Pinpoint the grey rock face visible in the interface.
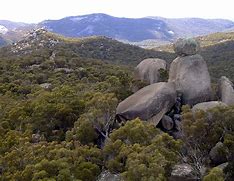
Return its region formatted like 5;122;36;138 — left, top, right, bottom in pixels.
97;170;121;181
31;133;41;143
170;119;183;139
209;142;227;165
134;58;167;84
192;101;227;113
161;115;174;131
174;120;182;132
173;114;181;121
174;38;200;56
169;54;211;105
28;64;40;70
170;131;183;140
116;82;176;126
39;83;52;90
218;76;234;106
169;164;198;181
54;68;74;73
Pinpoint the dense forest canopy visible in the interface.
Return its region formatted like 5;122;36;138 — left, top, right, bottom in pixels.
0;30;233;180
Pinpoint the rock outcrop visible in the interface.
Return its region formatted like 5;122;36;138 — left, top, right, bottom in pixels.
169;39;211;105
160;115;174;131
134;58;167;84
97;170;121;181
54;68;74;73
218;76;234;106
31;133;42;143
116;82;176;126
209;142;227;165
192;101;227;113
169;164;198;181
39;83;52;90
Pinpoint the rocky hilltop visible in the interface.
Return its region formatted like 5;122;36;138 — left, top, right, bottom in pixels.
0;28;233;180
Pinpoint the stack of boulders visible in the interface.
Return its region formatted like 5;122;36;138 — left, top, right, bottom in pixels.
115;38;234;138
116;38;212;135
168;38;211;105
114;38;234;180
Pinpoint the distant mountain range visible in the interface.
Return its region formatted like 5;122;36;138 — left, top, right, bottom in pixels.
0;13;234;46
40;14;234;42
40;14;173;42
149;17;234;37
0;35;7;46
0;20;35;46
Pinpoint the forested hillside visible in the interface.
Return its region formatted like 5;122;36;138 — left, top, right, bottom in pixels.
201;40;234;82
0;30;233;181
0;30;129;180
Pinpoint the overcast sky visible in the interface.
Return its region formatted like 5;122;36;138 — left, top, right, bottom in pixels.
1;0;234;23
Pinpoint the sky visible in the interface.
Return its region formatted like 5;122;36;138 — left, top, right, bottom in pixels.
1;0;234;23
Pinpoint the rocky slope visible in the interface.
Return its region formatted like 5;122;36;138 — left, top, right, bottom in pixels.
3;28;234;83
1;28;174;65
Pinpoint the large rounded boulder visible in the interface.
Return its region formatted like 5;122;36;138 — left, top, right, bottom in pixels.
174;38;200;56
209;142;227;165
160;115;174;131
116;82;176;126
218;76;234;106
192;101;227;113
134;58;167;84
169;54;211;105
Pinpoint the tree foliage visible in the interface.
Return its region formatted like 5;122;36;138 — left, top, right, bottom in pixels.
181;105;234;179
203;167;224;181
104;119;182;180
0;30;234;180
